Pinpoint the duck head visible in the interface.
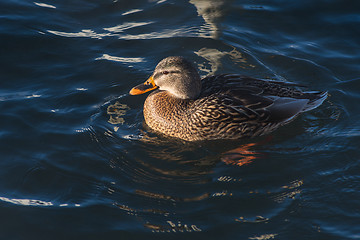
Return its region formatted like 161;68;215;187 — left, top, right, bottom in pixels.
130;56;201;99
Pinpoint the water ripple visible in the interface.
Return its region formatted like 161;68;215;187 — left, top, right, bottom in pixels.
34;2;56;9
1;0;360;239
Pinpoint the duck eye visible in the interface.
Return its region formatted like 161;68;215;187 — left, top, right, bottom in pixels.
162;71;169;75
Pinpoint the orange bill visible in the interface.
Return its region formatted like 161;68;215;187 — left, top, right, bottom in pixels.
129;76;158;95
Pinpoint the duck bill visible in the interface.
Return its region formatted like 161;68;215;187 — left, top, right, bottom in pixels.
129;76;158;95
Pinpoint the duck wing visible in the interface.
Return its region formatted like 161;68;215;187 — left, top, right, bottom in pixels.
198;74;327;123
201;74;306;97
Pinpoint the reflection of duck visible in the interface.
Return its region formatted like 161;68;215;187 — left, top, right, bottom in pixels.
189;0;233;39
130;56;327;141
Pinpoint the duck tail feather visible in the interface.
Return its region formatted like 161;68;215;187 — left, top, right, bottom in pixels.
302;91;328;112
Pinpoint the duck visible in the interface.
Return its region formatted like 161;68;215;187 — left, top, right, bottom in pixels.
130;56;327;141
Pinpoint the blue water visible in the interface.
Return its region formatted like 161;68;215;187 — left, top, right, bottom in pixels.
1;0;360;239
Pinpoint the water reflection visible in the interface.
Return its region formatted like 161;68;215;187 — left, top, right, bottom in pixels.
189;0;233;39
104;22;153;33
235;215;269;223
47;1;234;40
271;179;303;203
101;123;306;233
96;54;145;63
0;196;82;207
48;26;208;40
112;202;205;233
121;9;143;16
0;196;54;206
48;29;111;39
126;138;217;182
249;233;278;240
144;220;202;233
221;142;260;167
135;189;209;202
195;47;249;75
107;101;130;126
34;2;56;9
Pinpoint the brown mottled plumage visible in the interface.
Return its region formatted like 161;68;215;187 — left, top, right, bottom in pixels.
130;56;327;141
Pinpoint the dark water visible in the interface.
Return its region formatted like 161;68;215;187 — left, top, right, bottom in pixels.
1;0;360;239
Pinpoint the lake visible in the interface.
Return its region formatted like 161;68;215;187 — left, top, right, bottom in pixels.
0;0;359;239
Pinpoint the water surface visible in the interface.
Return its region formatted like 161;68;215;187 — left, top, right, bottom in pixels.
1;0;360;239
